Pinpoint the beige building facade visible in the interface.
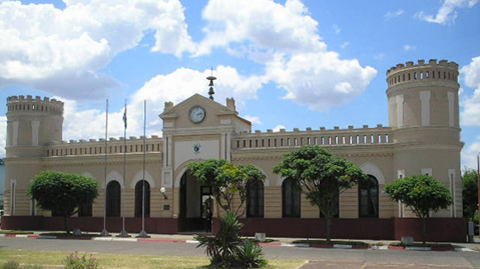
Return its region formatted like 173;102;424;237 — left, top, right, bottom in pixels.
2;59;466;241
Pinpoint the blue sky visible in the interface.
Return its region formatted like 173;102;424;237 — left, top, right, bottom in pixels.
0;0;479;169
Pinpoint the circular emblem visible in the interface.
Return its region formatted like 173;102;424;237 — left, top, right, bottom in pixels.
193;142;201;154
189;106;206;124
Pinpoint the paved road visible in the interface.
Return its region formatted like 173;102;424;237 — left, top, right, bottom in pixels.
1;237;480;268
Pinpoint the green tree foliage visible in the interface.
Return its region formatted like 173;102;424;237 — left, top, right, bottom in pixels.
273;146;367;243
27;171;98;234
187;159;266;217
462;168;478;222
195;211;266;268
385;175;453;244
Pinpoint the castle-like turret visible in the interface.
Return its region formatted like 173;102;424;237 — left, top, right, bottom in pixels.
4;95;64;215
6;95;63;157
386;59;462;217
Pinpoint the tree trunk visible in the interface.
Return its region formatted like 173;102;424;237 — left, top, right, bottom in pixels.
326;217;332;243
422;217;427;245
64;216;71;235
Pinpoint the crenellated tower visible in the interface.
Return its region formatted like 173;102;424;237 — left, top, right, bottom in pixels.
4;95;64;215
6;95;63;157
386;59;463;217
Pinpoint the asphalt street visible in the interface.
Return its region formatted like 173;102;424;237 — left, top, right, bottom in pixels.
1;237;480;268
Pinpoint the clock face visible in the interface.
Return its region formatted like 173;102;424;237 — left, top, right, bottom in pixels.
189;106;206;123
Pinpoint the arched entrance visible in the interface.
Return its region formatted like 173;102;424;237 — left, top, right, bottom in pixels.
179;171;213;232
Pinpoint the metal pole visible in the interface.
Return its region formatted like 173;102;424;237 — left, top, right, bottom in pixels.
477;152;480;229
137;100;150;238
118;100;130;237
100;99;110;236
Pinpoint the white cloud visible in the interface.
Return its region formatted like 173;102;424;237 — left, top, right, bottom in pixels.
0;0;194;99
265;52;377;111
416;0;478;25
333;24;341;34
340;42;350;49
36;65;264;145
198;0;377;111
462;138;480;169
272;125;286;132
461;56;480;126
0;116;6;157
374;53;386;61
403;45;417;51
244;116;262;125
197;0;325;56
385;9;404;19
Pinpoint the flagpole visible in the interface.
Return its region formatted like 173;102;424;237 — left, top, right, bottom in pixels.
137;100;150;238
118;99;130;237
100;99;110;236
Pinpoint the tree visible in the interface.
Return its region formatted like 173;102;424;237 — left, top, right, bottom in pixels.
187;159;266;217
27;171;99;235
273;146;367;243
462;168;478;222
385;175;453;244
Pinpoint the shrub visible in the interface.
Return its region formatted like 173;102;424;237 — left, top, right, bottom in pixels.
0;261;19;269
24;266;44;269
196;211;267;268
63;251;98;269
236;240;267;268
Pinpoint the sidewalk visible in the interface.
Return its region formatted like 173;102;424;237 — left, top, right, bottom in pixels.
1;230;479;252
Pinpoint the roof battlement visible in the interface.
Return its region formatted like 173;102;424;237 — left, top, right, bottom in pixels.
386;59;458;75
7;95;64;114
234;124;393;149
249;124;388;136
51;135;162;145
386;59;459;88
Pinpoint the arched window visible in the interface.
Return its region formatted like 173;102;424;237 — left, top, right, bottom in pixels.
247;180;264;218
282;178;301;218
135;180;151;218
358;175;379;218
106;181;121;217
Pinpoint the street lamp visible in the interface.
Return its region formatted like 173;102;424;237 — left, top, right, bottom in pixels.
160;187;167;200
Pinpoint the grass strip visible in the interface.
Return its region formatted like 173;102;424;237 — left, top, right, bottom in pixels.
0;249;305;269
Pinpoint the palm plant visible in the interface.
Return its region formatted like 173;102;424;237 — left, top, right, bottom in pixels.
195;211;243;267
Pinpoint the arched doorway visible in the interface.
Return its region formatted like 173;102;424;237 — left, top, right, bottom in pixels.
179;171;212;232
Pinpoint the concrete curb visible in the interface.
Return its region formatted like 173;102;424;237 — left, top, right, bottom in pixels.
0;234;467;252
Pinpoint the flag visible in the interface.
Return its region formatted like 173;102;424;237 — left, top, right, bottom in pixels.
123;101;127;129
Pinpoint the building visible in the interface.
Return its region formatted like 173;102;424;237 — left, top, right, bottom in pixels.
1;59;466;242
0;159;5;211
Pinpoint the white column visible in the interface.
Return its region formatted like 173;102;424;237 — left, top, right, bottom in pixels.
396;170;405;217
421;168;432;176
12;121;19;146
448;92;454;127
420;91;431;126
395;95;404;128
31;120;40;146
448;169;456;217
10;179;17;216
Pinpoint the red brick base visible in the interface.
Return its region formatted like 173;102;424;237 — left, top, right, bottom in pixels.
1;216;467;242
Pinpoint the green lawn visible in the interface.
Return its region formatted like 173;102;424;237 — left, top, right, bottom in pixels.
0;249;306;269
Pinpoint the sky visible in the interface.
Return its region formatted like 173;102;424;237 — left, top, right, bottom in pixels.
0;0;479;169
